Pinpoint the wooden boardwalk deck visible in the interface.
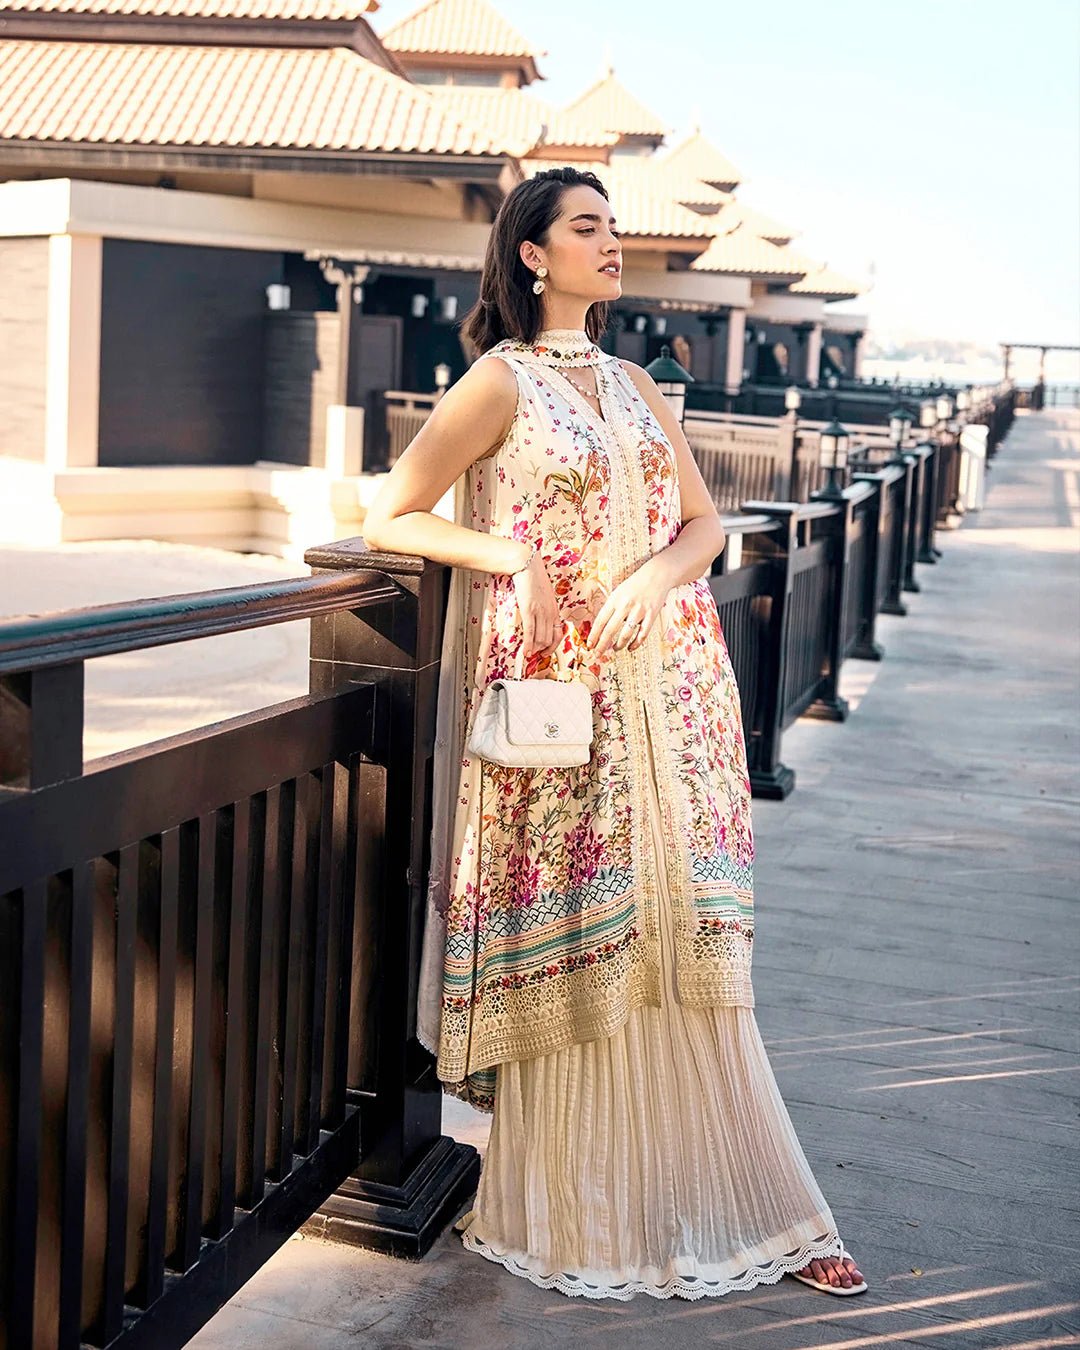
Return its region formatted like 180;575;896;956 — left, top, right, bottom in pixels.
192;409;1080;1349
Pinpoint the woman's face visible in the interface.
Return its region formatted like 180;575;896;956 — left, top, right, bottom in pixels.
522;183;623;304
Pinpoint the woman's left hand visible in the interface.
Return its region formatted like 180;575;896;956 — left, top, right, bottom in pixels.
585;563;672;657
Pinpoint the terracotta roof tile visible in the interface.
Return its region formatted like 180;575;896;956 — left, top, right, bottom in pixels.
380;0;542;59
659;128;741;191
563;69;668;140
652;165;729;211
688;225;809;278
426;86;615;157
0;37;499;154
788;261;865;299
524;156;713;240
1;0;375;15
710;198;794;244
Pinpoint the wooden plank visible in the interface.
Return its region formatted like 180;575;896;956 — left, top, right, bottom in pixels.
101;845;138;1343
211;798;250;1239
303;765;336;1152
276;779;306;1172
9;880;45;1348
57;863;93;1349
177;817;216;1271
142;828;179;1303
0;687;374;895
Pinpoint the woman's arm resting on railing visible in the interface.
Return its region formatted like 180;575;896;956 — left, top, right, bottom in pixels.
361;357;531;577
619;360;727;589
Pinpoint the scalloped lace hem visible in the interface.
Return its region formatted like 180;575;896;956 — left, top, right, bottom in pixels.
459;1225;844;1301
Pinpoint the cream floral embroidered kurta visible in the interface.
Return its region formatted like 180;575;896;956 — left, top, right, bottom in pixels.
417;330;755;1113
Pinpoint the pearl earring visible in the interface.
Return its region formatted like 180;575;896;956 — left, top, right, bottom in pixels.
532;266;548;295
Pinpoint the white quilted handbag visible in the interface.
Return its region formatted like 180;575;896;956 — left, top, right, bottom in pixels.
466;644;594;767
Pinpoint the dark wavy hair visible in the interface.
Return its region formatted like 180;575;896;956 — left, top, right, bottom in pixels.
463;166;613;354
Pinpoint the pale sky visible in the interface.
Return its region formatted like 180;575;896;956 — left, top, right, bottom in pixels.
377;0;1080;356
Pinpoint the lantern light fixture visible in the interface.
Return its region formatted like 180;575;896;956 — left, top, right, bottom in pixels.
889;405;914;449
434;362;452;395
936;393;953;422
411;293;429;319
644;344;695;426
265;283;291;311
784;385;802;413
817;417;850;499
919;401;937;430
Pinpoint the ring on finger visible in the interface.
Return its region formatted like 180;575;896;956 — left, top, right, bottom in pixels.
620;617;643;648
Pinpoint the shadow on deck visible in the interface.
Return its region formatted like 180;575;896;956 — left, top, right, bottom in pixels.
192;411;1080;1350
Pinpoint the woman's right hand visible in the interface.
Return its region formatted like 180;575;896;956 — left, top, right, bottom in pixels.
511;550;561;661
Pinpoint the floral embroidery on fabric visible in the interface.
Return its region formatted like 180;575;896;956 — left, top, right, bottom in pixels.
429;332;755;1112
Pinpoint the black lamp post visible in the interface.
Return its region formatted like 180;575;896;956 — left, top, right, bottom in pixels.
889;405;914;460
935;393;953;435
824;371;841;420
645;344;695;425
817;416;850;499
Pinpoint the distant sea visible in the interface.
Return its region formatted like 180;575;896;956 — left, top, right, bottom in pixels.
863;352;1080;390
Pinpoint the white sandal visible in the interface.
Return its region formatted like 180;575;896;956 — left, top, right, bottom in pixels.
787;1239;868;1295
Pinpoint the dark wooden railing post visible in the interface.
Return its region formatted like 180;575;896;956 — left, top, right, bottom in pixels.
847;476;886;660
918;440;941;564
878;464;910;617
803;493;852;721
734;504;799;798
302;538;480;1258
934;434;960;528
783;412;799;499
898;448;922;594
0;664;84;794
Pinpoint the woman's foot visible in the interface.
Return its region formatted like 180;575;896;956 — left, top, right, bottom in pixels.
790;1246;867;1293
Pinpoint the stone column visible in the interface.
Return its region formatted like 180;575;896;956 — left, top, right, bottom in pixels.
45;234;101;470
794;321;823;387
850;330;865;380
316;259;371;407
315;258;371;470
725;307;747;394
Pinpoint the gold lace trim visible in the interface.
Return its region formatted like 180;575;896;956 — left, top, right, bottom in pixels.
437;942;659;1080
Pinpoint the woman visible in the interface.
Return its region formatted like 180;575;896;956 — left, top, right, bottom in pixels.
362;166;867;1301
